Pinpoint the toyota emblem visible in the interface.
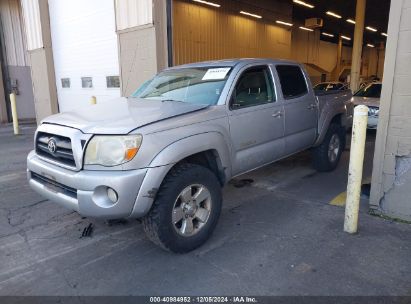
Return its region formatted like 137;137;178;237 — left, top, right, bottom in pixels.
47;138;57;154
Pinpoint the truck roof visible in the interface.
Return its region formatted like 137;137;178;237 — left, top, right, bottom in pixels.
167;58;299;70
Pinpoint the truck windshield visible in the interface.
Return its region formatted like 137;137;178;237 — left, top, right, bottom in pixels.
131;67;232;105
354;83;382;98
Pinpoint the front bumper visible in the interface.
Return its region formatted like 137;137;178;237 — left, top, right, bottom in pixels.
27;151;150;219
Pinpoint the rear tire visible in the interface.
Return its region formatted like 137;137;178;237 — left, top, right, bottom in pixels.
142;163;222;253
312;123;346;172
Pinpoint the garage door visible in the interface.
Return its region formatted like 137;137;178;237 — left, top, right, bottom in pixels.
49;0;120;112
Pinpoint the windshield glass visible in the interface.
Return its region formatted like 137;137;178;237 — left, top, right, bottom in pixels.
354;83;382;98
131;67;232;105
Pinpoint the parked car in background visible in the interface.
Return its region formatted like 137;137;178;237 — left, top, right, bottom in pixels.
350;82;382;129
314;82;349;91
27;59;352;253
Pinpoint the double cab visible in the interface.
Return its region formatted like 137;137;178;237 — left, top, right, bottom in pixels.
28;59;352;252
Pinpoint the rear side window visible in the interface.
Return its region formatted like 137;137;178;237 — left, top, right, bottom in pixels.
276;65;308;99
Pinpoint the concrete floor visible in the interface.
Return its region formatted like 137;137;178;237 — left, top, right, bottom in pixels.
0;124;410;296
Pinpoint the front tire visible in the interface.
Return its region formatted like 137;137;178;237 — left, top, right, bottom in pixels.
312;123;345;172
142;163;222;253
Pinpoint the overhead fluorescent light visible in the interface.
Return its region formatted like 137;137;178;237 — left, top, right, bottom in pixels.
326;11;342;19
367;44;375;48
322;32;334;37
193;0;221;7
276;20;293;27
240;11;262;19
346;19;356;24
366;26;378;32
299;26;314;32
293;0;314;9
381;32;388;37
341;35;351;41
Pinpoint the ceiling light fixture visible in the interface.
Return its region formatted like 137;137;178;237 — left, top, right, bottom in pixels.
346;19;356;24
293;0;314;9
299;26;314;32
367;44;375;48
341;35;351;41
326;11;342;19
366;26;378;32
322;32;334;37
193;0;221;8
381;32;388;37
240;11;262;19
276;20;293;27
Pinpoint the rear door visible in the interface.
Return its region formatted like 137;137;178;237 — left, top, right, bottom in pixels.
274;65;318;155
228;65;285;176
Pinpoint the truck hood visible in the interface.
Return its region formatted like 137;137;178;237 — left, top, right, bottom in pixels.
351;96;380;107
41;97;209;134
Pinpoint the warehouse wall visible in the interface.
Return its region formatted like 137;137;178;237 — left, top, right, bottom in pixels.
172;0;292;65
362;46;385;80
115;0;168;96
291;29;352;75
370;0;411;221
21;0;58;123
0;0;35;120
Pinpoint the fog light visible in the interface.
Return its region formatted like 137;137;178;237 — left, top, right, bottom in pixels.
107;188;118;203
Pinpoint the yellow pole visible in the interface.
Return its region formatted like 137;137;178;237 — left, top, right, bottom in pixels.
344;105;368;233
9;93;19;135
350;0;366;93
90;96;97;105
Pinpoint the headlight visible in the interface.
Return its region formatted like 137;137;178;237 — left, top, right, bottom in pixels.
84;135;142;166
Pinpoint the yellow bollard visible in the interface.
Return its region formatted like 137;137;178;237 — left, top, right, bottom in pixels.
90;96;97;105
9;93;19;135
344;105;368;234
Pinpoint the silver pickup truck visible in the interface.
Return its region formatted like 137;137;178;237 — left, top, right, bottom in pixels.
27;59;352;252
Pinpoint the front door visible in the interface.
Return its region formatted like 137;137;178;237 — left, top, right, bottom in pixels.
274;65;318;155
228;65;285;176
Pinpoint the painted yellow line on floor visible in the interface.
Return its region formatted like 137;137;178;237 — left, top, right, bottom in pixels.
330;191;347;206
330;177;372;207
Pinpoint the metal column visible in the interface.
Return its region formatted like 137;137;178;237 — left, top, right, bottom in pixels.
350;0;367;92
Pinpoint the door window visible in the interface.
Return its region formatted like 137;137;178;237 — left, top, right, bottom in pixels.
231;66;275;109
276;65;308;99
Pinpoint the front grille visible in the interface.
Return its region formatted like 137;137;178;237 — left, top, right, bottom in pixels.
36;132;76;167
31;172;77;199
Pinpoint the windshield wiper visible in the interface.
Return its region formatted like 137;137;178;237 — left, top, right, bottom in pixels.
161;99;184;103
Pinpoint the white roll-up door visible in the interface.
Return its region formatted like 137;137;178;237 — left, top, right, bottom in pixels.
49;0;120;112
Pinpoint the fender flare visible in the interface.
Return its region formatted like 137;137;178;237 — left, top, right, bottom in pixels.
314;108;347;146
129;132;232;218
149;132;232;173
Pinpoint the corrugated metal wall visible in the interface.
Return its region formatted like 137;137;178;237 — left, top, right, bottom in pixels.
115;0;152;31
0;0;29;66
20;0;42;51
172;0;292;65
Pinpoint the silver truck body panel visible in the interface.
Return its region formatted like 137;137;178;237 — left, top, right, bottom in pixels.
42;99;209;134
27;58;352;219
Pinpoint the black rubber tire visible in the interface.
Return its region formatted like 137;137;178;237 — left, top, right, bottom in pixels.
142;163;222;253
312;123;346;172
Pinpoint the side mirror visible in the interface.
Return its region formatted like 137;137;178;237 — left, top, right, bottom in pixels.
230;94;241;109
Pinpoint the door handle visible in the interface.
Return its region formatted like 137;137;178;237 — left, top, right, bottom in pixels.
307;104;317;110
272;111;283;118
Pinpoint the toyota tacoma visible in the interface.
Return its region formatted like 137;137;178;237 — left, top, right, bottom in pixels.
27;59;352;252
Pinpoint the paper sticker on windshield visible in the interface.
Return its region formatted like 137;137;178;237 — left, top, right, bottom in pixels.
202;68;231;81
